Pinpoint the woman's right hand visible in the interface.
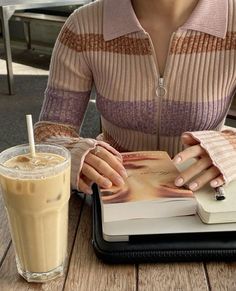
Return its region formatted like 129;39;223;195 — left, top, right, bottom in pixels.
78;146;128;194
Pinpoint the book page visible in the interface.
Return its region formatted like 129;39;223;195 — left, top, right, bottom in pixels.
100;151;194;204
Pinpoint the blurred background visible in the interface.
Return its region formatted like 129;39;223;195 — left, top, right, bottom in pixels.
0;1;100;152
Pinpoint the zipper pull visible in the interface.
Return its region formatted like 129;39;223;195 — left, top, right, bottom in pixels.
156;77;167;97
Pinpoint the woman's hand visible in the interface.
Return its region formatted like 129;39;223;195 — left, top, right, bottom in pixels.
172;134;225;191
78;146;128;194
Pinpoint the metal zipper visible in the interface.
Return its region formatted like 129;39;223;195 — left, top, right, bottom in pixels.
144;31;175;148
145;31;175;96
157;77;167;98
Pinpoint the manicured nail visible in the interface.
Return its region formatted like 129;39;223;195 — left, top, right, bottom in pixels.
175;177;184;186
210;180;218;187
189;182;198;190
114;176;125;186
120;169;128;178
103;179;112;188
173;155;182;164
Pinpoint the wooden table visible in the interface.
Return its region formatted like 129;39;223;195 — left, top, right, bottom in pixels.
1;193;236;291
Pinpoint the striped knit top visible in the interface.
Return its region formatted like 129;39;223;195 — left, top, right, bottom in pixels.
35;0;236;189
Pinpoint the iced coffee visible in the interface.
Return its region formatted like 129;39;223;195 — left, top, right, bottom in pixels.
0;144;71;282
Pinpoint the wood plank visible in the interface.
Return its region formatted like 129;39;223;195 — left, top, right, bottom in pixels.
139;263;209;291
64;196;136;291
0;192;83;290
0;192;12;266
206;262;236;290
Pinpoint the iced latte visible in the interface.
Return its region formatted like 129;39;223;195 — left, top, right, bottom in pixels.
0;144;71;282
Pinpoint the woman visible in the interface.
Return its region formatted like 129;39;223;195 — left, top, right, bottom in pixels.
35;0;236;194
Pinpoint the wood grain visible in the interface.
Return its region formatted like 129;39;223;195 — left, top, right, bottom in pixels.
206;262;236;291
0;192;12;266
0;192;83;290
64;196;136;291
138;263;209;291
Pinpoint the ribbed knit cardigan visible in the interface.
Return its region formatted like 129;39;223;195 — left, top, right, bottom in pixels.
35;0;236;189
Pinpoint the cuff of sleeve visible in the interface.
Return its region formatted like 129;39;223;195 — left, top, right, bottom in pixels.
184;130;236;184
70;138;122;190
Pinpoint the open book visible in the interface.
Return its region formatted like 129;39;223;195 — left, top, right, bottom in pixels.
100;151;197;223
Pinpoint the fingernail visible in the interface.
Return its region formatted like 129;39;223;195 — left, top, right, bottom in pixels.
189;182;198;190
114;176;125;186
103;179;112;188
210;180;218;187
175;177;184;186
120;169;128;178
173;156;182;164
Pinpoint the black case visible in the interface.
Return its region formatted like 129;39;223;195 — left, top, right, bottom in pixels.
92;186;236;263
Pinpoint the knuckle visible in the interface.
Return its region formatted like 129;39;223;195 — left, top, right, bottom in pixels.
95;158;104;169
109;172;120;181
84;152;93;162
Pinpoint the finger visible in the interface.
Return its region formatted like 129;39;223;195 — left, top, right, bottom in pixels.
188;166;221;191
85;153;125;187
173;144;205;164
80;173;93;187
89;146;127;179
175;156;212;187
210;175;225;188
81;162;113;188
181;133;199;146
78;177;93;195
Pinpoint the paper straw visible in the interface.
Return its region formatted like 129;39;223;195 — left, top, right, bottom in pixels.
26;114;36;157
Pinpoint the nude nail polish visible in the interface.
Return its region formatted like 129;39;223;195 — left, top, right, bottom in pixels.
173;156;182;164
189;182;198;190
103;179;112;188
175;177;184;186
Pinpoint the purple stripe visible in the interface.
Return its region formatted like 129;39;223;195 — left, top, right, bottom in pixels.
40;87;91;128
96;93;158;134
160;96;232;136
97;93;233;136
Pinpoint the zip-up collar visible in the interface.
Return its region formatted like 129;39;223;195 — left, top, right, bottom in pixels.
103;0;228;41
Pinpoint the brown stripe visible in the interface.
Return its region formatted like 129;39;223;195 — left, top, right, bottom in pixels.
34;122;79;142
171;32;236;54
221;130;236;150
59;26;152;55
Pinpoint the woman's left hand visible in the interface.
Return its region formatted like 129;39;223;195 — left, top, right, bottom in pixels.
172;134;225;191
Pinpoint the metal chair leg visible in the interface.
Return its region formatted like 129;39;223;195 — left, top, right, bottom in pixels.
0;6;15;95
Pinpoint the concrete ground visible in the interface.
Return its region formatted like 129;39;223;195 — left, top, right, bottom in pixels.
0;46;100;152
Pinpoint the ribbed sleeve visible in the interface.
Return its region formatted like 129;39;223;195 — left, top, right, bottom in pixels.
34;122;122;189
186;129;236;184
35;10;122;190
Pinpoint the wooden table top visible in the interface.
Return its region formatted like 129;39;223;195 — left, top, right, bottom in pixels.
1;192;236;291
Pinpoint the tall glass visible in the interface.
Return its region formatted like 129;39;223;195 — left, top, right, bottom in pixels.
0;144;71;282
